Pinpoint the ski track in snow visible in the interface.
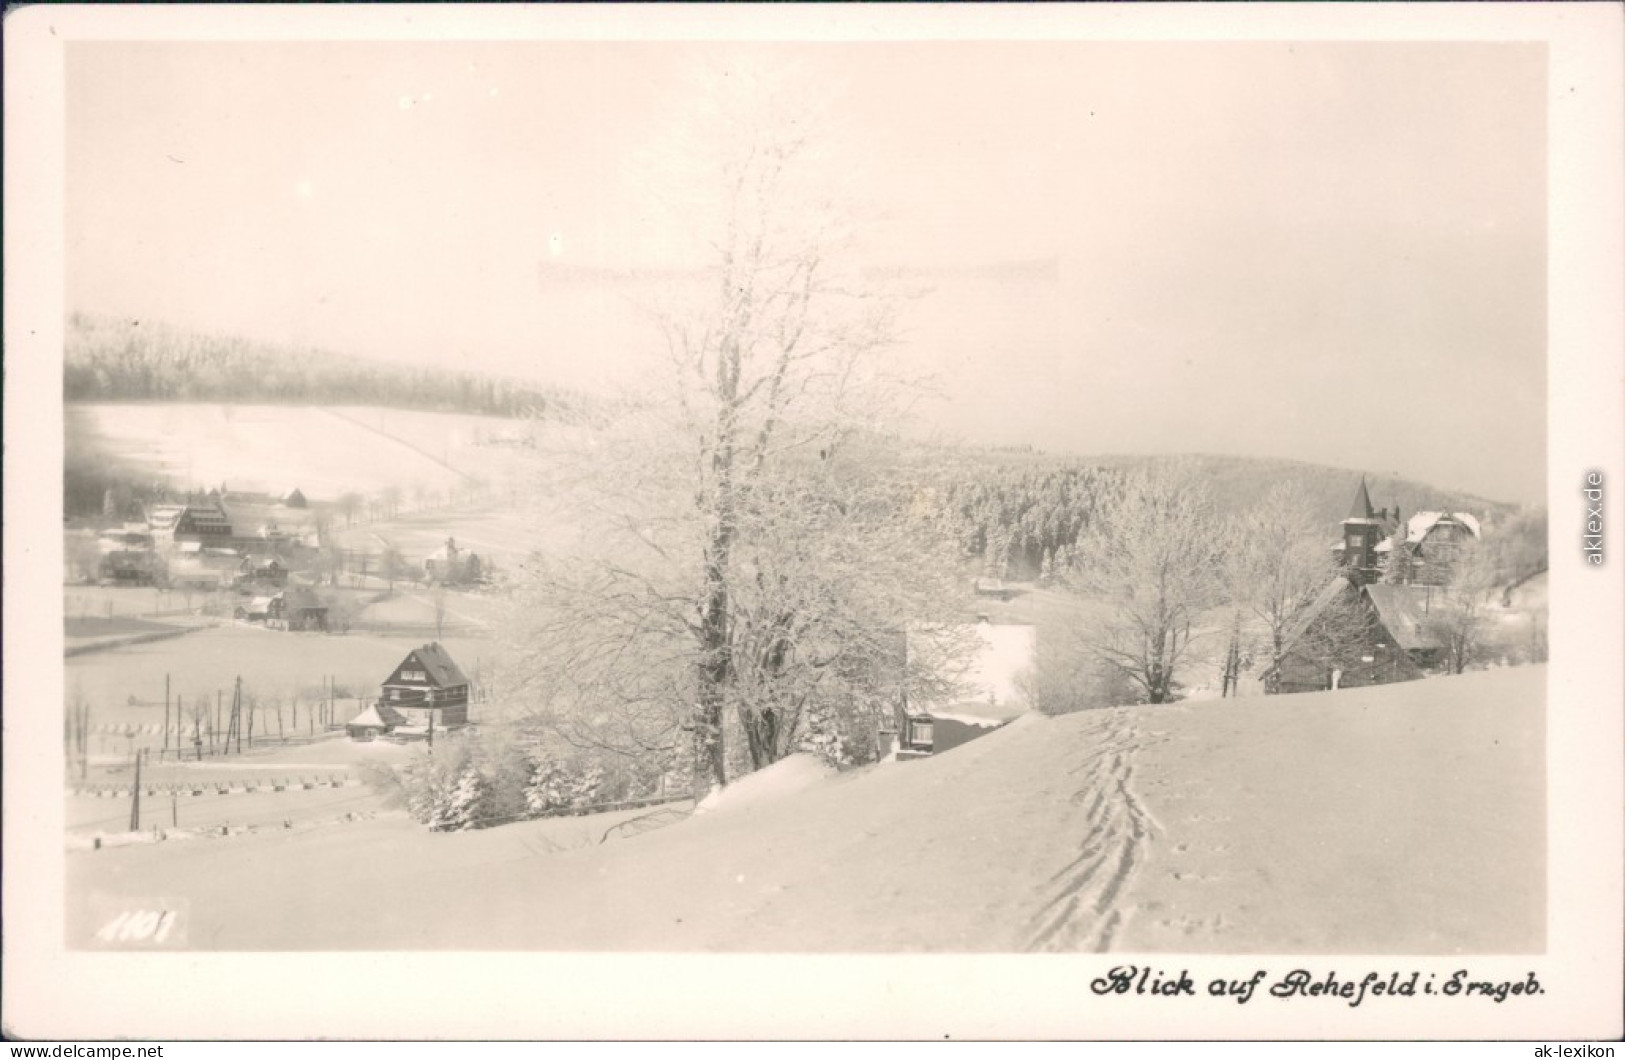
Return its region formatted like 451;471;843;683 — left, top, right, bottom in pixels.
1022;710;1163;953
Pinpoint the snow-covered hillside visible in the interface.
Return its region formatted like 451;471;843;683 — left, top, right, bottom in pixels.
69;403;551;502
67;665;1544;953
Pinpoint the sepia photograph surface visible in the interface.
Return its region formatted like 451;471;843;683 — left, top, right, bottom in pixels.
5;3;1621;1042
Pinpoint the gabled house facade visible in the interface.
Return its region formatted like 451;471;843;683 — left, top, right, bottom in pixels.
145;499;235;551
378;642;472;729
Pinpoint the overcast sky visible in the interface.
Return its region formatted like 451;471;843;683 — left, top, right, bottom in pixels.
66;40;1547;503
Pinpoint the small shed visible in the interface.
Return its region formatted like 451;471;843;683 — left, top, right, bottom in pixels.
235;596;276;623
268;587;329;632
346;702;407;740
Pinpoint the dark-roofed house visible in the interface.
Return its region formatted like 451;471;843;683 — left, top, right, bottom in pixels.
1266;476;1489;694
267;587;329;632
237;554;288;589
146;499;234;549
378;642;472;729
1262;576;1445;695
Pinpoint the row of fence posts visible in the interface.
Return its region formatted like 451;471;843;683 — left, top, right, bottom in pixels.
76;673;353;770
67;671;360;832
118;745;353;834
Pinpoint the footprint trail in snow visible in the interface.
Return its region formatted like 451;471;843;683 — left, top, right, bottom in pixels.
1022;711;1162;952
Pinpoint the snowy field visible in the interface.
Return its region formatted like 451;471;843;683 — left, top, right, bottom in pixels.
70;403;549;503
64;624;498;737
66;664;1544;953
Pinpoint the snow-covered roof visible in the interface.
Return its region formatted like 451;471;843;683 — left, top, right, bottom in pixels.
1362;584;1445;652
347;702;406;729
246;595;276;612
1405;511;1481;544
1270;576;1358;667
390;642;470;689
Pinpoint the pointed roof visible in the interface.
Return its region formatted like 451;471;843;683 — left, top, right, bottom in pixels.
1345;477;1376;522
389;642;470;689
1273;575;1359;662
347;701;407;730
1404;510;1482;544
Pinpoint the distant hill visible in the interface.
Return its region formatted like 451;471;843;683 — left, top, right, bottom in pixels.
865;440;1526;583
63;312;595;422
1083;452;1515;527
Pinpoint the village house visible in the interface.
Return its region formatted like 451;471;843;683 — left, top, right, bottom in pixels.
375;642;472;732
1264;479;1482;695
423;537;482;585
266;587;329;632
96;528;160;585
145;495;235;549
234;595;276;624
1332;477;1482;587
236;554;288;589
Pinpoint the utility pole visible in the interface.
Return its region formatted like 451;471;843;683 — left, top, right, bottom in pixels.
129;749;143;831
162;673;171;762
227;678;243;755
81;700;91;781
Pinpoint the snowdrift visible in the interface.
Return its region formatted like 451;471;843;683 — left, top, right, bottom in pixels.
693;753;837;816
68;665;1545;953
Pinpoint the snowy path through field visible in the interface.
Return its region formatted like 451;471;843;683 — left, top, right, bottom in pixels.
1022;710;1161;952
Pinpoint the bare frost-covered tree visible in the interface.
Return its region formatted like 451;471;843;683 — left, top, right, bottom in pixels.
1067;466;1227;704
1424;537;1496;674
1221;480;1346;693
508;62;961;793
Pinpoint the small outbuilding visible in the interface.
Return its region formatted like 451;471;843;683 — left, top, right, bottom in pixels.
346;701;407;740
267;587;329;632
